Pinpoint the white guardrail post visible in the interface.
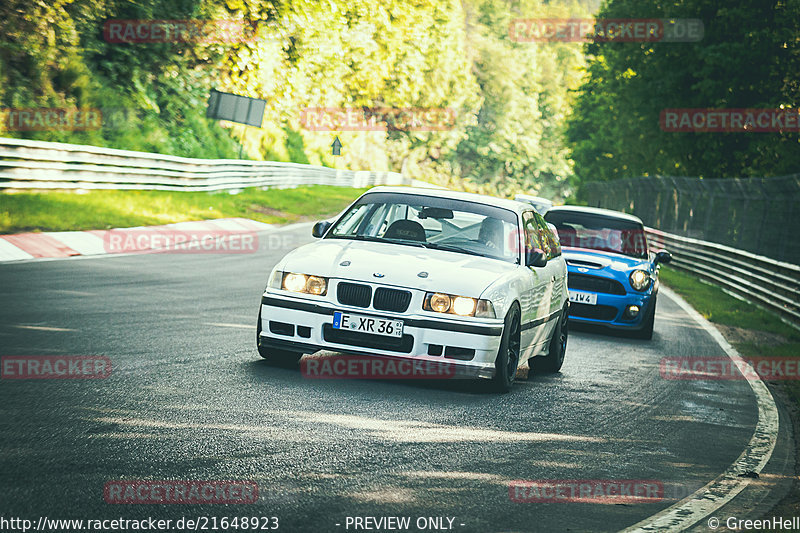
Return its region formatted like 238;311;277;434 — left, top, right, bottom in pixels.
0;137;409;191
646;227;800;327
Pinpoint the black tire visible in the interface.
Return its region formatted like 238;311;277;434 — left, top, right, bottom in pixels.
256;308;303;364
632;296;656;340
490;305;521;393
532;305;568;374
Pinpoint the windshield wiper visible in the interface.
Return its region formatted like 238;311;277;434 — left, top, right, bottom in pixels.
423;242;497;259
328;235;427;248
328;234;383;242
387;239;427;248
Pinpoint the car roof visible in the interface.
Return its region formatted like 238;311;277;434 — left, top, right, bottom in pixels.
365;186;533;214
514;194;553;205
545;205;644;224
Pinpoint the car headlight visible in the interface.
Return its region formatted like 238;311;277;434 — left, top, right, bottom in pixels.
428;292;451;313
306;276;327;295
268;269;283;290
452;296;476;316
283;273;307;292
281;272;328;296
629;269;651;291
424;292;495;318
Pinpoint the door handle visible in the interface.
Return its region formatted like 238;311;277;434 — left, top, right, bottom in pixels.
550;276;556;282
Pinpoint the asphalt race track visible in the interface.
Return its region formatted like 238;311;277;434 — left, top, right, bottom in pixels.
0;223;793;533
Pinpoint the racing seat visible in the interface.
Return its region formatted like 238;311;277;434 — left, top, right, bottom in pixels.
383;219;427;242
478;217;504;251
556;224;577;247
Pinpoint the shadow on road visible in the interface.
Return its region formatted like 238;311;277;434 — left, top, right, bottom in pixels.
569;321;655;341
242;356;520;396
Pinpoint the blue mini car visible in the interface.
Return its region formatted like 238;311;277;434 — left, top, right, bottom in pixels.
543;206;671;339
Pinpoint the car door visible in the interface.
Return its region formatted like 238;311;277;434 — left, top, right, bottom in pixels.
528;211;562;348
534;214;567;343
519;211;551;356
546;222;567;312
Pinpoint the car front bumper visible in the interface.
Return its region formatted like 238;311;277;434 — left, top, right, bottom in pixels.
568;290;655;330
259;293;504;379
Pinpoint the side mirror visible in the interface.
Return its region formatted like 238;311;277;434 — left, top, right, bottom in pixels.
311;220;332;238
655;250;672;264
526;248;548;268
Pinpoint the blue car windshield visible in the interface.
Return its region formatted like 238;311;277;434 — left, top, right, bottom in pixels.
545;211;648;259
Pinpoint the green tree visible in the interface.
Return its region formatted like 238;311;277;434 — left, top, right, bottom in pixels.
568;0;800;184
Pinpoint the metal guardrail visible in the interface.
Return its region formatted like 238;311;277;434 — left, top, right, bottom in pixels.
7;137;796;326
646;227;800;327
0;137;408;191
583;174;800;264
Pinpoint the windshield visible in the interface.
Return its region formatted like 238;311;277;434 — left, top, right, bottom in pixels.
544;210;648;259
328;193;520;263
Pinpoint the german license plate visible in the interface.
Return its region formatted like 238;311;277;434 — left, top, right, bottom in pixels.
332;311;404;338
569;290;598;305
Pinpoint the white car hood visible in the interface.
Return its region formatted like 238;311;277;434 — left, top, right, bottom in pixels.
279;239;519;297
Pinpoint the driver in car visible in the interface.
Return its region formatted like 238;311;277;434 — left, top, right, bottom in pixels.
478;217;504;252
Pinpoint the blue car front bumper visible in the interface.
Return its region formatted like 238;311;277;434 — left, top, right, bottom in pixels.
566;270;657;330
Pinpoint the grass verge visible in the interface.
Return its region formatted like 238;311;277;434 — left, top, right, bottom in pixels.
0;186;370;233
660;267;800;341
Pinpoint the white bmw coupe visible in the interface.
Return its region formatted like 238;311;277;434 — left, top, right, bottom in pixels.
257;187;569;391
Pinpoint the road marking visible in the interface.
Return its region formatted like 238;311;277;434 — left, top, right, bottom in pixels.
0;219;305;263
2;233;80;258
12;325;75;332
51;290;95;296
45;231;107;255
620;286;779;532
0;237;34;261
202;322;256;329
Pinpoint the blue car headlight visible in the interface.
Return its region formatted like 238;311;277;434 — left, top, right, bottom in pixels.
629;269;651;291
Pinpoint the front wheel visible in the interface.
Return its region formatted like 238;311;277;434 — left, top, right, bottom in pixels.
532;305;568;374
631;296;656;340
490;305;521;393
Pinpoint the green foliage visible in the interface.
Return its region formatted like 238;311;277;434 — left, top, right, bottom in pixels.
567;0;800;183
284;126;310;165
0;0;240;158
0;0;591;198
448;0;587;199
